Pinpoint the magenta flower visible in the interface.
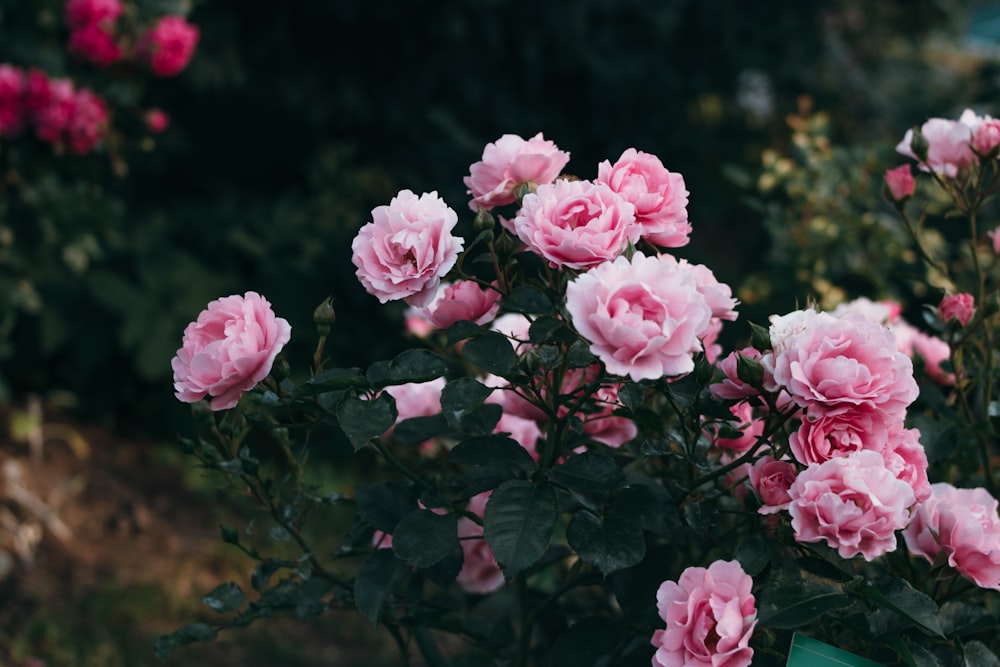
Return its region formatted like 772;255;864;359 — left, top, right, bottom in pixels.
142;15;200;77
0;64;25;138
884;164;914;201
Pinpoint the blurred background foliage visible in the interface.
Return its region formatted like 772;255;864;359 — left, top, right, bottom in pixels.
0;0;997;435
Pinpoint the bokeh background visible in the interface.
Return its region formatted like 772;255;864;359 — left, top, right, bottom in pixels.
2;0;999;664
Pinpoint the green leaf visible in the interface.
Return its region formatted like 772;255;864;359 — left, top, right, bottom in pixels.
548;617;620;667
391;414;450;443
444;320;483;347
618;382;645;412
366;349;450;388
566;511;645;576
447;434;538;470
422;541;465;589
202;581;245;613
354;549;404;626
440;377;492;428
294;367;368;397
853;577;943;637
462;332;517;378
612;484;681;535
501;285;551;314
681;500;721;535
392;509;459;568
251;561;280;591
735;534;782;577
939;601;995;637
484;480;558;579
336;393;397;450
355;481;418;533
565;340;598;368
786;633;883;667
550;452;625;493
528;315;573;345
964;641;1000;667
758;563;853;630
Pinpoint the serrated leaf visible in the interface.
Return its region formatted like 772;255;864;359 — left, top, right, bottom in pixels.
484;480;558;579
336;393;397;450
354;549;405;625
528;315;572;345
550;452;624;492
734;534;781;577
462;332;516;378
366;349;450;388
355;481;418;533
294;367;368;396
618;382;645;412
565;340;598;368
440;377;493;428
501;285;551;314
422;541;464;589
447;434;538;470
566;511;645;576
202;582;244;613
758;564;852;630
853;577;943;637
445;320;483;347
392;510;458;568
939;601;994;637
391;414;450;443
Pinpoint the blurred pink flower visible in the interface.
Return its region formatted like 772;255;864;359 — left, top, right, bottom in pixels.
142;15;200;77
66;88;108;154
974;118;1000;156
456;493;505;594
145;108;170;134
0;64;25;138
749;456;797;514
884;164;914;201
939;292;975;326
68;24;122;66
64;0;122;30
896;115;975;177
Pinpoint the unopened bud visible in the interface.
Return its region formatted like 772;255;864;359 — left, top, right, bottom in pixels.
474;208;496;233
748;322;772;352
272;357;291;381
313;296;336;337
735;354;766;389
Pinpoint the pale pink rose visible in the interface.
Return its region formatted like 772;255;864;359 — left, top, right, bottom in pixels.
144;108;170;134
893;321;953;385
172;292;292;411
494;412;541;460
897;117;976;177
880;424;931;503
713;402;763;454
32;77;75;144
701;318;723;364
68;24;122;66
352;189;464;306
651;560;757;667
141;15;200;77
749;456;797;514
766;307;820;356
677;258;739;322
787;450;915;560
513;179;639;270
565;252;713;381
464;132;570;211
884;165;914;201
64;0;122;30
457;493;505;594
788;412;890;466
939;292;975;326
989;227;1000;255
65;88;108;155
0;65;25;138
418;280;501;329
831;297;901;326
595;148;691;247
385;377;446;425
490;312;532;347
769;312;918;422
904;483;1000;589
710;347;764;402
974;118;1000;156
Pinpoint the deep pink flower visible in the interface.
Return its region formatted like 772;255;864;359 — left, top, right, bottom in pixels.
31;77;76;144
65;88;108;154
651;560;757;667
0;64;25;138
144;108;170;133
68;24;122;66
904;483;1000;590
884;165;914;201
351;189;464;306
172;292;292;411
787;450;915;560
457;493;505;594
939;292;975;326
595;148;691;247
142;15;200;77
64;0;122;30
565;252;713;381
896;116;975;178
513;179;639;270
749;456;797;514
418;280;501;329
464;132;570;211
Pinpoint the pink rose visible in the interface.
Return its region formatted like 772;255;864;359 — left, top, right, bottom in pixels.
896;117;975;177
68;24;122;66
768;312;918;422
651;559;757;667
417;280;501;330
65;88;108;155
0;65;25;138
831;297;901;326
884;165;914;201
904;483;1000;590
595;148;691;247
565;252;713;381
385;378;446;425
788;411;890;466
457;493;505;594
939;292;975;326
879;424;931;503
892;321;953;385
787;450;915;560
351;189;464;306
701;318;723;364
749;456;797;514
31;77;75;144
172;292;292;411
64;0;122;30
463;132;570;211
145;108;170;134
974;118;1000;156
141;15;200;77
512;179;638;270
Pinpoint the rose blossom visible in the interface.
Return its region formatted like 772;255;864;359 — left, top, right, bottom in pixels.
880;424;931;503
457;493;505;594
512;179;639;270
464;132;570;211
31;77;75;144
767;311;918;422
595;148;691;247
68;24;122;66
385;378;446;426
172;292;292;411
565;252;713;381
939;292;975;327
145;108;170;134
142;15;200;77
417;280;501;329
896;116;975;177
0;65;25;138
749;456;797;514
904;483;1000;589
884;165;914;201
974;118;1000;156
788;411;890;466
66;88;108;154
831;297;901;326
787;450;915;560
352;189;464;306
64;0;123;30
651;559;757;667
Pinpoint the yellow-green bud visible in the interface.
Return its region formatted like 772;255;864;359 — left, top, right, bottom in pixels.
313;296;336;337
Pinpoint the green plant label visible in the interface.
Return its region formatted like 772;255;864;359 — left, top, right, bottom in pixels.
786;633;883;667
